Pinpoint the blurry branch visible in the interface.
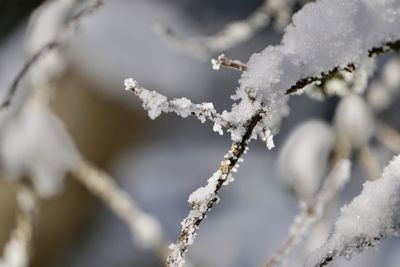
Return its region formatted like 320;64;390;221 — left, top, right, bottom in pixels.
155;0;304;59
1;41;59;109
0;185;39;267
71;161;171;262
211;54;248;72
264;159;351;267
357;145;382;180
1;0;103;110
376;123;400;154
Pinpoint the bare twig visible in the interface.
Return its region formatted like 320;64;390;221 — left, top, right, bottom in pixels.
357;145;382;180
376;123;400;154
211;54;248;72
264;159;351;267
71;160;171;261
155;0;306;58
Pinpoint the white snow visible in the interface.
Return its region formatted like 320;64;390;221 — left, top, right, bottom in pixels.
0;98;80;197
0;239;28;267
306;154;400;267
226;0;400;142
125;79;230;133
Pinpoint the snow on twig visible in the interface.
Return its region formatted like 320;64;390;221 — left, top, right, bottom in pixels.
306;154;400;267
125;0;400;265
154;0;306;58
166;110;265;267
124;78;234;135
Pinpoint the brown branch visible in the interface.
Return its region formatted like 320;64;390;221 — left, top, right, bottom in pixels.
211;54;248;72
285;40;400;95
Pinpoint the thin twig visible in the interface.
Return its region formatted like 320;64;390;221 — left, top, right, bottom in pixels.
155;0;307;58
1;41;60;110
124;79;235;130
166;110;265;267
211;54;248;72
357;145;381;180
285;64;355;95
154;0;272;58
376;123;400;154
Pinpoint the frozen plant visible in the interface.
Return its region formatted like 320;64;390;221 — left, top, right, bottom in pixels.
125;0;400;266
306;154;400;267
3;0;400;266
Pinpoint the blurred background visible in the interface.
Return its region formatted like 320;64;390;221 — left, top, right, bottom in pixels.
0;0;400;267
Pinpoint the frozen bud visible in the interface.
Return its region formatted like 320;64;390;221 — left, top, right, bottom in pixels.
277;120;335;200
383;59;400;91
334;94;375;149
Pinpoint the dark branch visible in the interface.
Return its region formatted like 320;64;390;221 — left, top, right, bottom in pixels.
285;40;400;95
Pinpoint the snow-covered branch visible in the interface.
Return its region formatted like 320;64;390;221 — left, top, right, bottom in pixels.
306;154;400;267
125;2;400;265
285;39;400;95
166;110;264;267
124;79;234;135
